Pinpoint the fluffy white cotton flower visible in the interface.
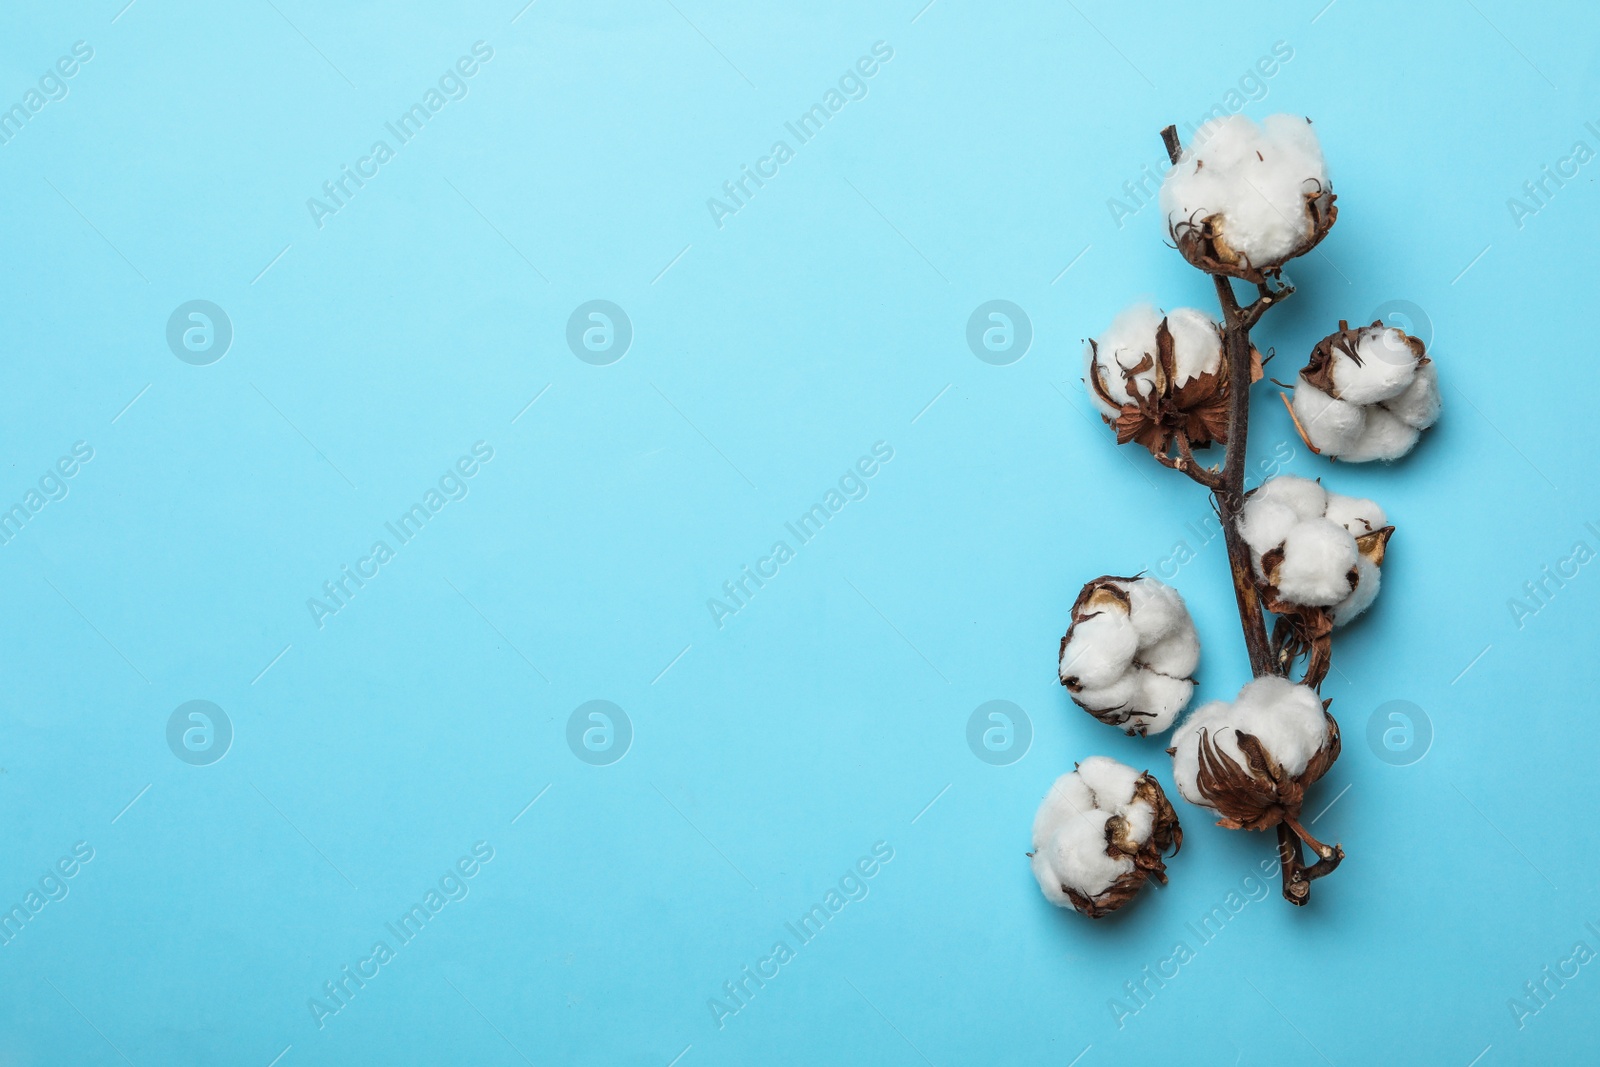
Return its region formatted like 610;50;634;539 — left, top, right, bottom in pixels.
1235;476;1391;626
1085;305;1222;417
1168;678;1345;905
1059;576;1201;735
1169;677;1333;818
1030;756;1181;918
1291;321;1441;462
1160;114;1335;281
1084;304;1234;456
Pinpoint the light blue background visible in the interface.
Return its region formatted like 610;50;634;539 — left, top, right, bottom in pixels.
1;0;1596;1063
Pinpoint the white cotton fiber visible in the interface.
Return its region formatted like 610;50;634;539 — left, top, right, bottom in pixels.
1084;304;1163;416
1059;611;1140;689
1321;493;1387;537
1140;627;1201;678
1383;360;1442;430
1292;379;1364;456
1275;520;1358;606
1252;474;1328;520
1137;672;1197;727
1127;579;1187;644
1034;810;1131;899
1340;406;1420;463
1071;674;1139;717
1239;500;1301;565
1331;556;1381;625
1164;306;1225;384
1074;754;1141;809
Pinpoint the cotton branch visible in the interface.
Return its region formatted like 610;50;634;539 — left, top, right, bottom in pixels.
1159;123;1344;904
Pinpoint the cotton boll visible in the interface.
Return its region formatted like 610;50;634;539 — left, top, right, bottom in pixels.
1332;329;1417;404
1030;759;1182;917
1292;378;1365;456
1085;305;1232;456
1331;556;1381;625
1168;678;1337;826
1160;114;1334;279
1239;476;1391;628
1274;519;1359;606
1382;359;1442;430
1293;322;1438;462
1340;405;1420;462
1060;577;1201;736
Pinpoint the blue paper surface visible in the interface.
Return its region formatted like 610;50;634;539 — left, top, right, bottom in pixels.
1;1;1596;1063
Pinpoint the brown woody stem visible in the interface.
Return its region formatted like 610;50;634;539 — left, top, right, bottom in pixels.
1275;824;1311;904
1214;274;1277;677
